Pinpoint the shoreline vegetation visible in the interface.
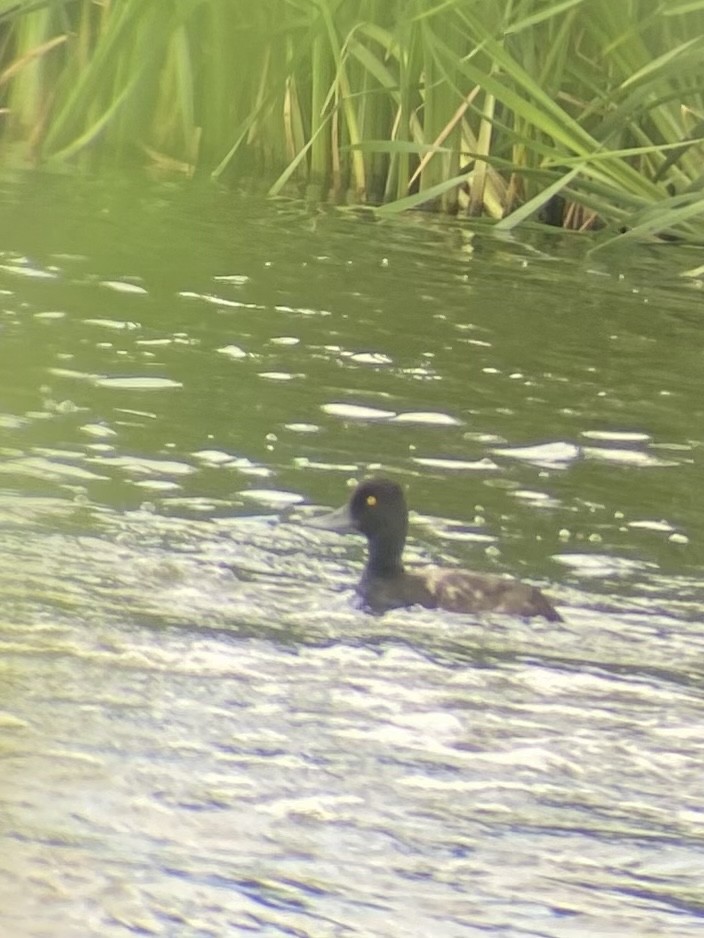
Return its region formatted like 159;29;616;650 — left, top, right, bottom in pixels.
1;0;703;245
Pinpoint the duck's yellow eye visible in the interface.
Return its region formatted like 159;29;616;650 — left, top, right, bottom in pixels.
366;495;377;507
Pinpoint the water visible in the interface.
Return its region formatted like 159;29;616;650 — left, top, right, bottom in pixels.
1;173;704;936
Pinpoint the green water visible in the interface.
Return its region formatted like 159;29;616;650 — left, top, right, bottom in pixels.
1;173;704;937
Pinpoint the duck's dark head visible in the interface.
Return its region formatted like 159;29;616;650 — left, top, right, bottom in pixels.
347;478;409;541
310;477;408;575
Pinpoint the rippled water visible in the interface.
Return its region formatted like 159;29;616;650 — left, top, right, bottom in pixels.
1;175;704;936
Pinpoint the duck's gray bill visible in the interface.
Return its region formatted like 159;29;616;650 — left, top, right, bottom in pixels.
308;502;354;532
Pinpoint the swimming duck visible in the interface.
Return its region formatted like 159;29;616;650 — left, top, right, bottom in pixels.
310;477;562;621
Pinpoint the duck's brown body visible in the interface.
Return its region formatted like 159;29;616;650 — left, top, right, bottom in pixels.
311;478;562;622
360;565;562;620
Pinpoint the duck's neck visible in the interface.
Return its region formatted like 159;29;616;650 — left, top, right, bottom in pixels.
365;534;405;579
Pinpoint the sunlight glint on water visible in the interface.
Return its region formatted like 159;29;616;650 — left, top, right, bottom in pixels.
0;177;703;937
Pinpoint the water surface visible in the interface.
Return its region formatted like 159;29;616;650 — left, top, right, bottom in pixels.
1;174;703;937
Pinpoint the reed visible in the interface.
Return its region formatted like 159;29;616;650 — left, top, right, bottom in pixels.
1;0;703;241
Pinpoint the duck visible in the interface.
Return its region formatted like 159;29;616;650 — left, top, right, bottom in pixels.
309;477;562;621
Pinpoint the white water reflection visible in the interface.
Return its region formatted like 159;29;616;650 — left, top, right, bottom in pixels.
1;180;704;938
2;480;704;938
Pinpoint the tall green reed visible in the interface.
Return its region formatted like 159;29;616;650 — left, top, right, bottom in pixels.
0;0;702;240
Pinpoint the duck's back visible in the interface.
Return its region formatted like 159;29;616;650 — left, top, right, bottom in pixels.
359;565;561;621
421;566;562;621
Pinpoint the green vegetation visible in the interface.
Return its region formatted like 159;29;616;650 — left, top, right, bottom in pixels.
1;0;704;242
